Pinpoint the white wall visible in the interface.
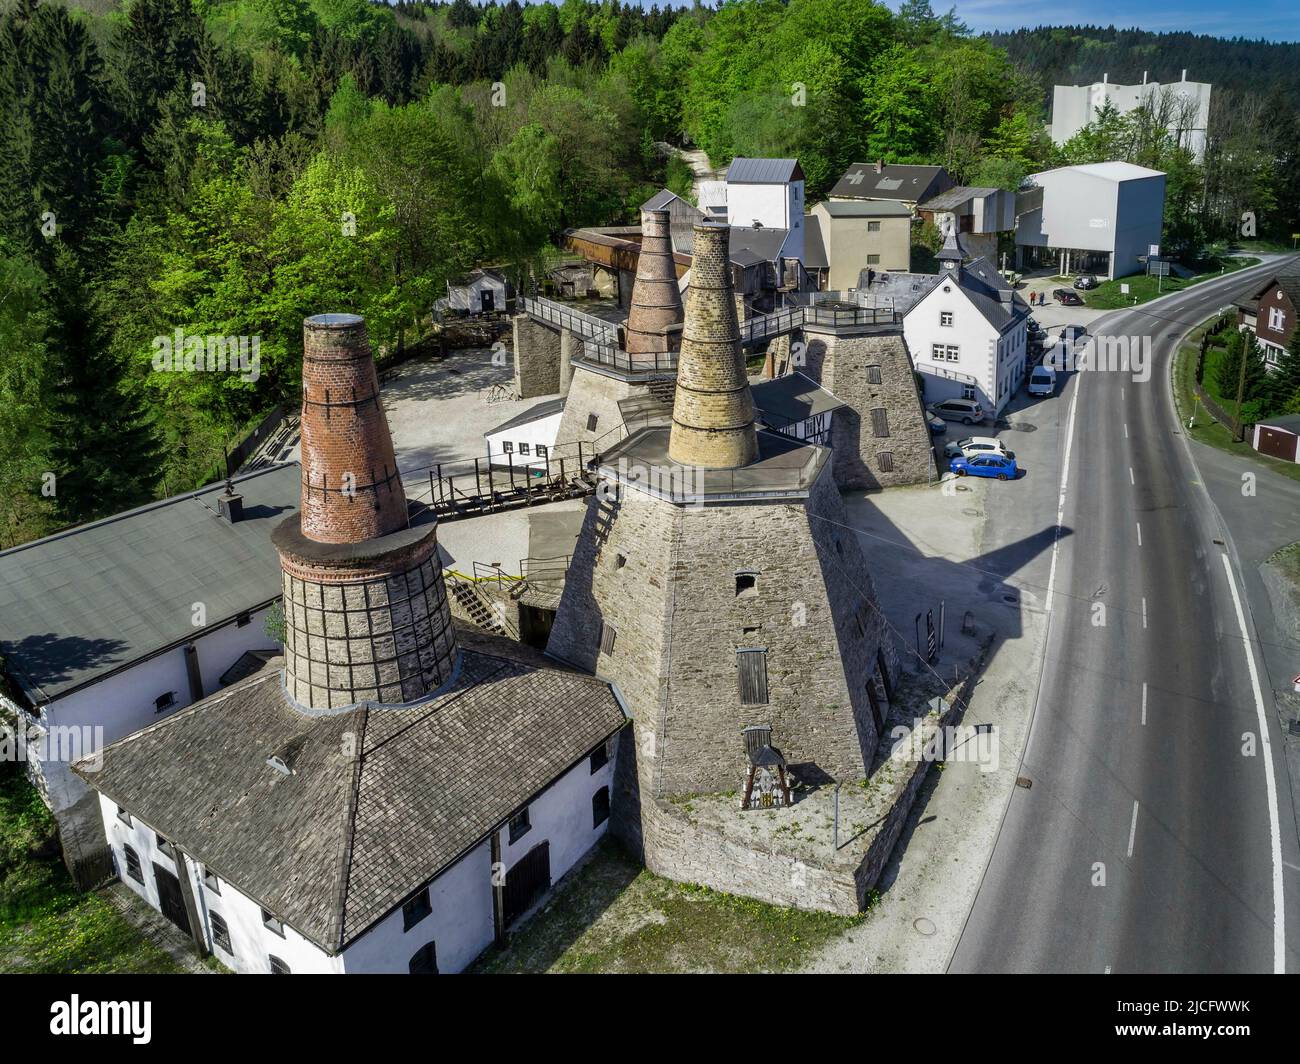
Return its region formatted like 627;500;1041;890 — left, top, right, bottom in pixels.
727;181;804;263
94;733;620;974
484;411;564;472
36;607;278;815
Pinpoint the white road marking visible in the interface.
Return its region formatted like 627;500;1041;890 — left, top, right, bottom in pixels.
1220;552;1285;973
1141;597;1148;628
1141;682;1147;726
1104;964;1112;973
1046;383;1080;611
1136;522;1142;547
1124;423;1129;439
1121;387;1125;400
1129;467;1135;485
1127;801;1139;858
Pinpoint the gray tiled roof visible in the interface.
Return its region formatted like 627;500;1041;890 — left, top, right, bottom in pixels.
729;226;789;264
817;199;913;218
918;186;999;213
76;647;626;952
752;372;845;427
485;397;566;437
911;256;1030;332
0;464;299;704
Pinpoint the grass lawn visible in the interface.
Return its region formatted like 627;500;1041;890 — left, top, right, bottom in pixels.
0;764;184;974
1083;257;1259;309
1270;541;1300;593
1172;323;1300;485
471;839;864;974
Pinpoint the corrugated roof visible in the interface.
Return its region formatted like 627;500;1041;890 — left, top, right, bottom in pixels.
0;463;300;704
918;186;1000;212
76;646;626;952
726;157;804;184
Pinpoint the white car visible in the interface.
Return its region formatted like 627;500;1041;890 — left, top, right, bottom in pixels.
943;435;1014;460
1028;365;1056;396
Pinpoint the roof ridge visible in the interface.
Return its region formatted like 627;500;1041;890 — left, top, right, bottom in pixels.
333;704;368;950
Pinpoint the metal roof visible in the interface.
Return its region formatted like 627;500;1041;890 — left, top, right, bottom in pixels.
729;226;789;264
726;157;804;184
484;397;567;438
802;214;828;269
817;199;913;218
0;463;300;704
918;186;1000;213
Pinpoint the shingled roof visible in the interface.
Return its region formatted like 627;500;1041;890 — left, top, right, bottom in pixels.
0;463;299;705
75;647;626;952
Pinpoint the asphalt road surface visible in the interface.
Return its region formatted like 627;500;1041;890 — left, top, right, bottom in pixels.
951;258;1300;973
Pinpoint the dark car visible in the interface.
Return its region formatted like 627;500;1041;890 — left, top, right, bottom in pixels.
1073;274;1099;290
1053;288;1084;306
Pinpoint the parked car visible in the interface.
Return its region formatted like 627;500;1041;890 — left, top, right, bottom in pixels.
950;453;1018;480
944;435;1015;460
1027;365;1056;396
927;398;985;425
1073;274;1099;290
1053;288;1083;306
925;410;947;434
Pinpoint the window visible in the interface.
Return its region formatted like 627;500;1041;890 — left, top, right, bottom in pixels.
586;413;599;432
737;648;769;706
940;311;954;327
123;844;143;883
518;442;530;456
735;572;758;598
154;692;176;713
1268;306;1287;331
600;622;617;656
866;365;882;385
870;408;890;438
867;220;881;232
261;908;285;937
236;611;251;628
962;384;977;400
592;786;611;828
409;942;438;974
877;451;895;473
402;886;432;931
930;343;959;363
116;805;132;827
867;254;880;265
210;912;233;954
203;866;221;895
508;808;531;844
536;444;548;459
590;741;610;773
502;440;514;454
269;955;290;975
156;832;175;859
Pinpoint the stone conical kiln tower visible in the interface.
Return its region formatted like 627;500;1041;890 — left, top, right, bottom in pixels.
547;222;899;886
273;313;458;709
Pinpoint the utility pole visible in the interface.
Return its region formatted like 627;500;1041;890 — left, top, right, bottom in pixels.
1233;342;1249;443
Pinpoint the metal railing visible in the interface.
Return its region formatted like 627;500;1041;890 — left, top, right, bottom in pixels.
520;296;618;345
578;343;677;373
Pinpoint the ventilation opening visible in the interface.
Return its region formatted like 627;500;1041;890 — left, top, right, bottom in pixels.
735;572;758;598
615;553;627;569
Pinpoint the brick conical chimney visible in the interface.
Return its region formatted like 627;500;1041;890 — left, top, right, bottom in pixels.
272;313;457;711
668;221;758;469
625;207;683;358
298;313;408;544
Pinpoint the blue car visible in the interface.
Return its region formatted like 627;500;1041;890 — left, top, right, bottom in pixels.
950;453;1018;480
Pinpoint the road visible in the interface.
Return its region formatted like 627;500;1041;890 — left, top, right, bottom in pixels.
951;258;1300;973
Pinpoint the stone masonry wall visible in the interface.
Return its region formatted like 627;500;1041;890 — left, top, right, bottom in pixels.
802;327;936;490
512;314;562;399
552;363;647;460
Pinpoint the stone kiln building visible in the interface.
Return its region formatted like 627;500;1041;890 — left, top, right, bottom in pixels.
76;314;626;974
546;222;901;912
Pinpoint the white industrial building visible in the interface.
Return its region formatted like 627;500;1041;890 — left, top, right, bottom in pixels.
484;397;565;472
699;157;806;264
905;228;1031;419
1015;162;1166;280
1050;72;1211;161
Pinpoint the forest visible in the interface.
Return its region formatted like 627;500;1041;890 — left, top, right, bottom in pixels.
0;0;1296;546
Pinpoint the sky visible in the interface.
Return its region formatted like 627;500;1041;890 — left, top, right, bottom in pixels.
910;0;1300;42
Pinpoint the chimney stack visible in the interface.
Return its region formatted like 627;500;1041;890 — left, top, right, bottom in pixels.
298;313;408;545
272;313;457;711
624;207;684;360
217;480;244;523
668;222;758;470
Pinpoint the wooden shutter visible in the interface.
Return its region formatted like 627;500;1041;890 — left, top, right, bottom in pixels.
866;365;883;385
737;648;769;705
600;622;617;655
877;451;894;472
871;407;890;437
